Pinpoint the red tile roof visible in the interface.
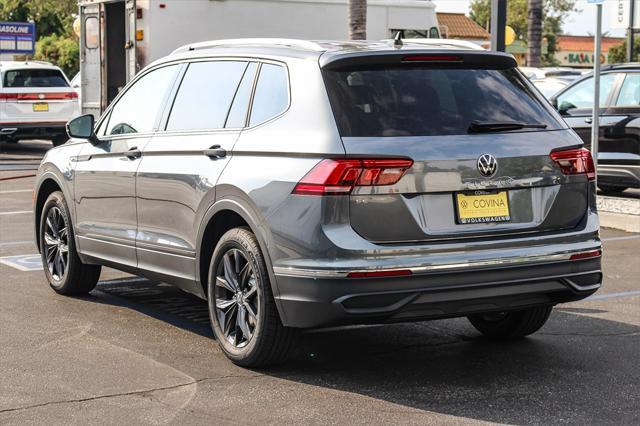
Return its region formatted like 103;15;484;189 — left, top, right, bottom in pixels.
437;13;489;40
557;35;625;53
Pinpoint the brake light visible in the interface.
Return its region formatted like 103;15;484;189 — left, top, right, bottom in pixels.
570;249;601;260
550;148;596;181
347;269;412;278
0;92;78;100
292;158;413;196
402;55;462;62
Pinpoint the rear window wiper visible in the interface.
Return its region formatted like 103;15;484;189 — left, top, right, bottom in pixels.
468;121;548;133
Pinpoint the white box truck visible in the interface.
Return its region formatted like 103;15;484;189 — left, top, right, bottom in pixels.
78;0;439;116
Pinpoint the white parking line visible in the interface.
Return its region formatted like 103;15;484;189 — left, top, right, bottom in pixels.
0;210;32;215
586;290;640;301
0;240;33;246
0;189;32;194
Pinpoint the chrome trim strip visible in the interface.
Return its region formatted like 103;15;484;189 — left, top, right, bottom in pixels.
272;249;602;278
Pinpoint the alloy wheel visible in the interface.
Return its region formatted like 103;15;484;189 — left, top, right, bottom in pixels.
214;248;259;348
43;206;69;281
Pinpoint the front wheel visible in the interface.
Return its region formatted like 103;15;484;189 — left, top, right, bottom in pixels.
467;306;553;339
207;228;295;367
39;191;101;295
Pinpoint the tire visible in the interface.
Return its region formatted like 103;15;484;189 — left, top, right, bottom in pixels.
467;306;553;339
207;227;295;367
39;191;101;295
598;184;628;193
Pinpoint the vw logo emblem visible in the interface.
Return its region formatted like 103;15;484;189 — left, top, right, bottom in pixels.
477;154;498;177
38;93;45;100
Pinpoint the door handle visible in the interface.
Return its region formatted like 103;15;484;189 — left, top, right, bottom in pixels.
204;145;227;159
585;117;593;124
124;146;142;159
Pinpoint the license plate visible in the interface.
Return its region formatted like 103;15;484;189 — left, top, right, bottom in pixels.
32;103;49;112
455;191;511;224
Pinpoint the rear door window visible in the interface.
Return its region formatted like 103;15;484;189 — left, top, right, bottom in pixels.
167;61;248;131
249;63;289;126
3;69;69;88
614;73;640;107
225;62;258;128
323;66;564;137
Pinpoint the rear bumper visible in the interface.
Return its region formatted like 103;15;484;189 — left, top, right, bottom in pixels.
0;122;67;140
598;164;640;188
273;255;602;328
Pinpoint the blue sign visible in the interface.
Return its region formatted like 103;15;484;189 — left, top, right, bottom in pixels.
0;21;36;54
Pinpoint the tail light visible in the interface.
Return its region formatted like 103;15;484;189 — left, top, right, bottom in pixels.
550;148;595;181
0;92;78;100
292;158;413;196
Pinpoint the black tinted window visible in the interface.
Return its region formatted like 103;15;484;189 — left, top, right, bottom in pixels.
3;69;68;88
323;66;563;137
249;64;289;126
106;65;179;135
225;62;258;128
167;61;247;131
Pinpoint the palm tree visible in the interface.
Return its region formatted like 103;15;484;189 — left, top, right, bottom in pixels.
348;0;367;40
527;0;543;66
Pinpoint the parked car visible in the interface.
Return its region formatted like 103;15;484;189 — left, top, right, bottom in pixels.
34;39;602;367
520;66;583;84
0;61;79;146
532;77;570;99
550;63;640;193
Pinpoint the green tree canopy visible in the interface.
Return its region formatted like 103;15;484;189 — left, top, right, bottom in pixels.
469;0;577;65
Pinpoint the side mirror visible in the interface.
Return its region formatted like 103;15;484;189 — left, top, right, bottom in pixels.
556;100;575;116
66;114;99;145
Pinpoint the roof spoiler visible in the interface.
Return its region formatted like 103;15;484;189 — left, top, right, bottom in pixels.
320;50;517;70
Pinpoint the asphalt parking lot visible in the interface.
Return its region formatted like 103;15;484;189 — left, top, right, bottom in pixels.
1;142;639;425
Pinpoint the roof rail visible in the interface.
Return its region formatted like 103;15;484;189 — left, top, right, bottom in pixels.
171;38;326;55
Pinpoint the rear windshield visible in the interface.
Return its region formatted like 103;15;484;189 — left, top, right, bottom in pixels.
3;69;69;88
323;66;563;137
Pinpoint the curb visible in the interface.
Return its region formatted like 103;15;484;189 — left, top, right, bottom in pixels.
599;211;640;233
0;173;36;181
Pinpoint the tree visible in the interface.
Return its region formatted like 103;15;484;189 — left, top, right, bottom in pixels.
609;39;639;64
528;0;543;66
348;0;367;40
469;0;577;66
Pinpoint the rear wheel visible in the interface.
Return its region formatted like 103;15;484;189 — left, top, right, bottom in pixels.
467;306;553;339
39;191;101;295
207;228;295;367
598;184;627;193
51;136;67;147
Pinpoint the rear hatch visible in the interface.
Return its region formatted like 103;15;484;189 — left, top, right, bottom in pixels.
321;52;593;243
0;67;78;123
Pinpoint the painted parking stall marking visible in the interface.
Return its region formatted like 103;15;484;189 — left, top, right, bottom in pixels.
0;254;42;271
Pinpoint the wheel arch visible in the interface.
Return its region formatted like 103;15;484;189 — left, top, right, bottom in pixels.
196;197;287;324
34;170;72;253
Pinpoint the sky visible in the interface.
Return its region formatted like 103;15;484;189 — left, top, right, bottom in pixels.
432;0;627;38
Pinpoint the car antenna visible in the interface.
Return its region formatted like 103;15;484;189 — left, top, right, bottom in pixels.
393;31;403;48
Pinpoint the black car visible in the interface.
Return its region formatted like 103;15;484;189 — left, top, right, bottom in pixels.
550;63;640;193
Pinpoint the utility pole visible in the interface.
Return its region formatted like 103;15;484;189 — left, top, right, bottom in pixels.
627;0;635;61
528;0;543;66
490;0;507;51
592;1;603;187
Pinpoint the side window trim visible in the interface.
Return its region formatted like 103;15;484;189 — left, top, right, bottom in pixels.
158;63;189;132
95;62;182;141
245;61;291;128
224;62;259;129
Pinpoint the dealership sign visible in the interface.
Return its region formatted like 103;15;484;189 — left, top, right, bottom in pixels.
0;22;36;54
555;51;608;68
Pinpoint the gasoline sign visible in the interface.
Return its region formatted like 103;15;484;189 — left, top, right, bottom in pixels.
0;21;36;54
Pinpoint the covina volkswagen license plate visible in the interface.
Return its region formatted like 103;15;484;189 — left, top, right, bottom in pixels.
455;191;511;224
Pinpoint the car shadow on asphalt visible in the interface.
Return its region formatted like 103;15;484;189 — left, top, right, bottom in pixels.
86;277;639;424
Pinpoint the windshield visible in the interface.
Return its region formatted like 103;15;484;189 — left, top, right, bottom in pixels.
323;66;563;137
3;69;69;88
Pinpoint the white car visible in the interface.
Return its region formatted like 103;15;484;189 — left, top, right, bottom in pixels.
0;61;80;146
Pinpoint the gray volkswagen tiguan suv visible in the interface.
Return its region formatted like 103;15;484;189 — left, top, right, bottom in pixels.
34;39;602;367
